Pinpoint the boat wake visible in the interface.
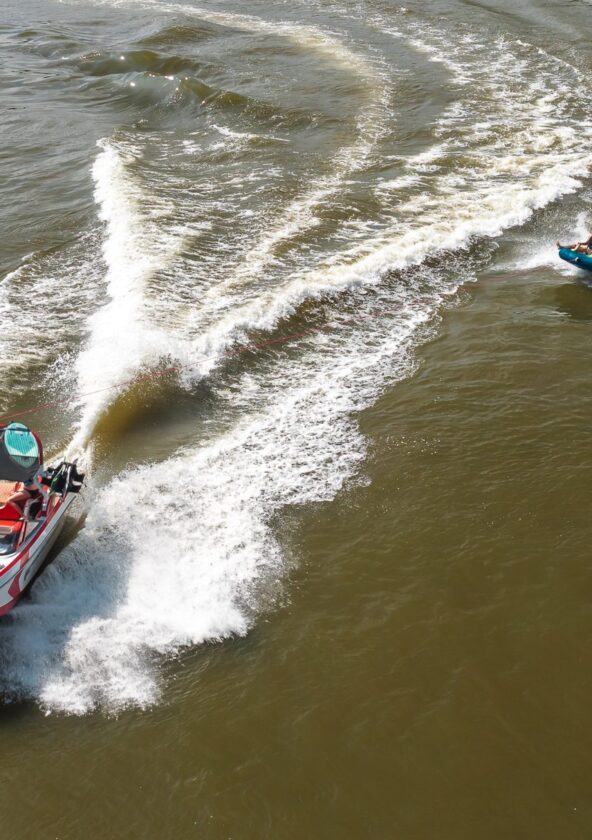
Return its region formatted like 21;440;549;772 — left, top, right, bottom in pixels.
1;0;591;713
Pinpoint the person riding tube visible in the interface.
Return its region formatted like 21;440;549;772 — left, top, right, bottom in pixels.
556;233;592;254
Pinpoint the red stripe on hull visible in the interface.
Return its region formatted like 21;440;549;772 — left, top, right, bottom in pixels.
0;594;19;617
0;495;74;618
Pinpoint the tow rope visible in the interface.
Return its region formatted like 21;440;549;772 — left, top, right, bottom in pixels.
0;324;329;424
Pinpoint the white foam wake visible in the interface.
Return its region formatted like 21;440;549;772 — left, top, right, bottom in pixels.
176;15;592;374
69;139;186;452
0;238;104;413
96;0;392;291
66;0;396;446
6;7;592;715
0;279;431;713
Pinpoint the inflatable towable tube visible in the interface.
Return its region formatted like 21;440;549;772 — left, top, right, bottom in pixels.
558;247;592;271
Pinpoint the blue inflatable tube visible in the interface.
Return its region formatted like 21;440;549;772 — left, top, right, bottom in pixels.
558;247;592;271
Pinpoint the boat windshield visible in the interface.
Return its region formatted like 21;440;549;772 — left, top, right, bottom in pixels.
0;528;18;557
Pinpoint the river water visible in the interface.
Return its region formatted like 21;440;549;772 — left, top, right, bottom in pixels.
2;0;592;836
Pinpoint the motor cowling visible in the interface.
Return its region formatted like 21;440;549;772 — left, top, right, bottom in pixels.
66;463;85;493
46;462;85;495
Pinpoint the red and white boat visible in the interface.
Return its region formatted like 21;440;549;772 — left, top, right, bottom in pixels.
0;422;83;617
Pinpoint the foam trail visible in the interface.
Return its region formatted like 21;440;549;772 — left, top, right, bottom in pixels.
219;80;389;289
0;239;104;410
7;9;592;714
172;0;392;296
98;0;392;289
69;139;185;452
0;255;59;373
68;0;394;447
180;157;587;379
183;16;592;364
0;279;430;713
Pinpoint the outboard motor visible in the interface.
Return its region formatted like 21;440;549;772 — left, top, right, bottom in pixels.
46;462;85;496
66;463;85;494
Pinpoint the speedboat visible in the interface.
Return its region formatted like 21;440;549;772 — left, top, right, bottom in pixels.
0;422;83;617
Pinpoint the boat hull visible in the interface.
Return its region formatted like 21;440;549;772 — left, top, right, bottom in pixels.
0;494;76;617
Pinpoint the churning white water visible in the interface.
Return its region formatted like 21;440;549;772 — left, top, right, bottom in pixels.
1;0;590;712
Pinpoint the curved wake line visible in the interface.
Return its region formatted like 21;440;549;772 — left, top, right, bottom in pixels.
95;0;392;288
69;139;187;453
180;22;592;374
0;291;431;715
179;13;592;382
69;0;394;449
6;4;592;714
180;165;584;384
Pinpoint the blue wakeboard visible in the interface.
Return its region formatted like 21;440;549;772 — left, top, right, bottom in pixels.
558;248;592;271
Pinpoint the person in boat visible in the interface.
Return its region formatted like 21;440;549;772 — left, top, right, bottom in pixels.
556;233;592;254
5;479;38;516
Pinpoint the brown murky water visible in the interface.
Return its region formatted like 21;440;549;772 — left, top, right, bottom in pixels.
2;0;592;836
